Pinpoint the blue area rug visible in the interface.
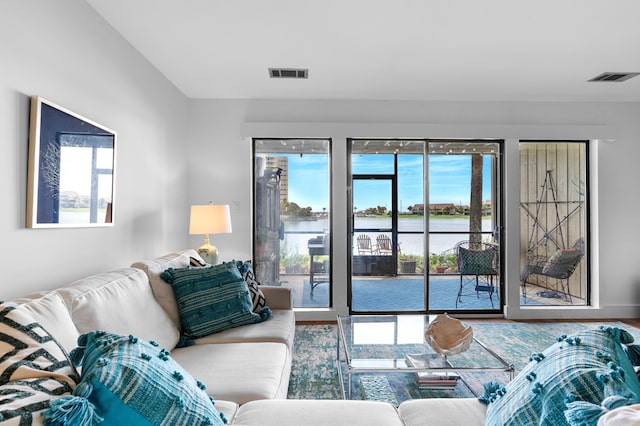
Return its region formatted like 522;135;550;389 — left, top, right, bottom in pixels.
288;321;640;405
302;277;540;310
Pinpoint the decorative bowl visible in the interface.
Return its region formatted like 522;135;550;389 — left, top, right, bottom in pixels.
425;313;473;356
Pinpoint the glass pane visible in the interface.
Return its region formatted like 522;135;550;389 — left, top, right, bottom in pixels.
520;141;588;307
398;154;424;232
353;180;392;229
352;153;394;174
351;139;426;313
253;139;331;309
427;141;501;312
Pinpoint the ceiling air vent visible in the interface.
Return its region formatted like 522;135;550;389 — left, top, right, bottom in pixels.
588;72;640;82
269;68;308;79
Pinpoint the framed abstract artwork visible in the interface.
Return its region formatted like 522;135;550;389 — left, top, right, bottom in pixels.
27;96;116;228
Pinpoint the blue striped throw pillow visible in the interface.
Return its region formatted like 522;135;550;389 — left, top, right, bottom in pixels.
161;262;271;338
482;327;640;426
45;330;226;425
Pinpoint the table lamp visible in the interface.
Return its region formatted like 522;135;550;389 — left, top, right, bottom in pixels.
189;204;232;264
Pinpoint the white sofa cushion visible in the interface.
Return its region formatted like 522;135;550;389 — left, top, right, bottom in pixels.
194;309;295;349
398;398;487;426
56;268;179;351
16;291;80;354
171;342;291;405
215;400;239;424
131;249;202;330
233;399;404;426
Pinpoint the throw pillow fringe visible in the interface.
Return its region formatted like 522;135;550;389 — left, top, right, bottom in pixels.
44;382;102;426
478;381;505;405
565;395;631;426
258;306;273;321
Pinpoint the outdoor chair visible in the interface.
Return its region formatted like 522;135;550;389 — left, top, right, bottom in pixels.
376;235;393;255
357;235;374;255
455;240;499;308
521;238;584;303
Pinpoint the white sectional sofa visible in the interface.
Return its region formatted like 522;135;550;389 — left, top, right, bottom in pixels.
3;249;485;425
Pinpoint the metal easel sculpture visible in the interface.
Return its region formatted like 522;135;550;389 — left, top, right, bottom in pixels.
520;170;584;302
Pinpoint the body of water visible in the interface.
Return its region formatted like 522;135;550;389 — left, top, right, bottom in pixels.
281;217;494;256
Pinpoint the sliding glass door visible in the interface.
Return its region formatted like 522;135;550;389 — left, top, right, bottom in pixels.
350;140;426;312
349;139;502;314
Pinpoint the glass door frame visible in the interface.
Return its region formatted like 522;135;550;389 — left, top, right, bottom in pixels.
352;173;398;274
348;139;428;314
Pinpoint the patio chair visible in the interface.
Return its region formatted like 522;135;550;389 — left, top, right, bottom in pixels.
376;235;393;255
521;238;584;303
357;235;374;255
455;241;498;308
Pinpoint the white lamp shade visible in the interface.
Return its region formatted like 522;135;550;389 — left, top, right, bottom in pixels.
189;205;232;235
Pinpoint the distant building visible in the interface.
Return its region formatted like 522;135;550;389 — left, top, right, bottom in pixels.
429;203;457;215
264;156;288;203
408;204;424;215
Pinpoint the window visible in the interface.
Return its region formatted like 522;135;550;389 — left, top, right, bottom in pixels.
253;138;331;308
520;141;589;306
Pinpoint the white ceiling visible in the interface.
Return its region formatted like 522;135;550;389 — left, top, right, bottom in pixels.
87;0;640;102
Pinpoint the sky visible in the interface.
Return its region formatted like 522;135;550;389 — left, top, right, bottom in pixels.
281;153;492;212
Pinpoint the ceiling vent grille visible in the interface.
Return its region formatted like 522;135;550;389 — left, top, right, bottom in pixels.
269;68;308;79
588;72;640;82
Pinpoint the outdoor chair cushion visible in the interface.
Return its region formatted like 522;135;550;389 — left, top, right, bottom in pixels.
458;246;496;275
542;248;582;275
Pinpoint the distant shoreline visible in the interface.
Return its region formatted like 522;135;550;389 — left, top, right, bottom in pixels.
284;214;491;220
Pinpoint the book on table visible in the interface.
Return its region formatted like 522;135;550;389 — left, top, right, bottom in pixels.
414;371;460;387
405;353;460;388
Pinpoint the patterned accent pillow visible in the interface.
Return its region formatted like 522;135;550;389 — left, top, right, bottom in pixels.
45;330;226;425
234;260;267;312
190;256;208;267
0;303;78;423
0;379;75;424
483;327;640;426
160;262;271;338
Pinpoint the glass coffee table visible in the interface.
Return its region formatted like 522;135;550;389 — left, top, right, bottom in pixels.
337;314;514;400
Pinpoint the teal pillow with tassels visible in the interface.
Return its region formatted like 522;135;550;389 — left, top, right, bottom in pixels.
43;330;226;425
161;262;272;339
481;327;640;426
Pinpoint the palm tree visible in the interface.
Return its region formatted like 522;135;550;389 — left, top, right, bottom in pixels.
469;154;483;247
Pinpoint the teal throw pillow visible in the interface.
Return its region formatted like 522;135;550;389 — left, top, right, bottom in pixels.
44;330;226;425
161;262;271;339
482;327;640;426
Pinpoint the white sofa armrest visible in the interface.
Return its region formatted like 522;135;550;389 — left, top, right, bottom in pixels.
261;286;292;310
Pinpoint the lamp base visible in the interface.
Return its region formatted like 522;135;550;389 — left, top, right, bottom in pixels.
196;242;219;265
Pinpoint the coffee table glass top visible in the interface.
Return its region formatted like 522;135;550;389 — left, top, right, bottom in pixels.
337;314;513;373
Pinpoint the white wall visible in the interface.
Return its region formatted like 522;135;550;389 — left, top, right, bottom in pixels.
3;1;640;321
0;1;190;298
189;99;640;320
